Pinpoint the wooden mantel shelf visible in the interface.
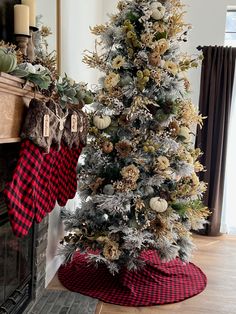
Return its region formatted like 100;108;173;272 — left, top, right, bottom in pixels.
0;72;43;144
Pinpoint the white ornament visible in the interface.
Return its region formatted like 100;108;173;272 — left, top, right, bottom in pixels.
93;115;111;130
149;197;168;212
143;186;154;196
103;184;115;195
103;214;109;221
150;2;166;20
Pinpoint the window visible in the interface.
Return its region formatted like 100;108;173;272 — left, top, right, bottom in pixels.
225;10;236;46
222;8;236;234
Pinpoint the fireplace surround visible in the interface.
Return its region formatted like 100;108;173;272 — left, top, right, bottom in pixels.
0;142;49;314
0;73;49;314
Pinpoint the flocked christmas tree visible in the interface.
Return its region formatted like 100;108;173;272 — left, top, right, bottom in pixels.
61;0;210;274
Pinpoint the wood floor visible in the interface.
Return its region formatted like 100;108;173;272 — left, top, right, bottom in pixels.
48;235;236;314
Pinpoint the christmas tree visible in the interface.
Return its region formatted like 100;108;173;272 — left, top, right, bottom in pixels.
61;0;209;274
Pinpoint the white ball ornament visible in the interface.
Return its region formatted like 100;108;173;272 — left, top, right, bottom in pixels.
143;186;154;196
103;214;109;221
103;184;115;195
93;115;111;130
150;2;166;20
149;197;168;213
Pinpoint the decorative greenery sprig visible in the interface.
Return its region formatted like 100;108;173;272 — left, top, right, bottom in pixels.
11;62;52;90
55;74;94;108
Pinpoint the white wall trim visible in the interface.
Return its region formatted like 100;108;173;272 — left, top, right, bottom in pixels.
45;255;65;287
227;5;236;10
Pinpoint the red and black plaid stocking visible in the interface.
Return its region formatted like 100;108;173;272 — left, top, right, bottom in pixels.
3;140;44;237
4;99;65;236
56;142;72;207
24;100;64;223
34;146;59;223
57;107;87;207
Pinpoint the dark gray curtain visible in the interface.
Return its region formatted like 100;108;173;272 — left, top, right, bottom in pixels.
196;46;236;236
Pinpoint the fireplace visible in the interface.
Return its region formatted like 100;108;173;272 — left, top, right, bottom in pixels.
0;143;48;314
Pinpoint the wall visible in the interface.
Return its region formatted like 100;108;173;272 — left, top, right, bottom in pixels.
102;0;117;21
182;0;236;104
61;0;104;86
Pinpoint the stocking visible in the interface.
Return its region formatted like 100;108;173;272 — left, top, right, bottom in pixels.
33;100;66;221
21;99;64;153
3;139;43;237
34;146;58;223
4;99;65;236
45;150;60;212
57;106;87;206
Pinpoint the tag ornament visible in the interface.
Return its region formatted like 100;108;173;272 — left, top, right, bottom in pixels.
43;114;50;137
71;114;78;133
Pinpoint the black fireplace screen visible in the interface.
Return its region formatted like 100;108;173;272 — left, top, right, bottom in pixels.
0;143;34;314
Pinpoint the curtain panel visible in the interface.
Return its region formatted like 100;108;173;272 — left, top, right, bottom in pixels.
196;46;236;236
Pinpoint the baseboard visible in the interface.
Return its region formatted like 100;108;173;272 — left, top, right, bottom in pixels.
45;255;65;287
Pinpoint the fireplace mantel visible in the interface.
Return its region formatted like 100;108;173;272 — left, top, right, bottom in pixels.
0;72;43;144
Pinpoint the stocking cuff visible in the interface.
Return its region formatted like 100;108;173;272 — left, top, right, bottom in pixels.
62;106;88;148
21;99;66;153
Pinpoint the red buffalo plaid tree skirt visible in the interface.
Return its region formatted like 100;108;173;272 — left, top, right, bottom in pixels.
58;250;207;306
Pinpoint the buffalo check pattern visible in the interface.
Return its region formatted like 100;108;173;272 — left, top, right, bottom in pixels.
34;146;58;223
3;139;84;237
57;143;84;207
3;140;44;237
58;250;207;306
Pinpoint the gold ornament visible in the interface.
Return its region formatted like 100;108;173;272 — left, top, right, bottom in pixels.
121;164;140;182
194;161;204;173
169;120;180;137
149;50;161;66
104;72;120;90
114;180;137;192
115;140;132;158
164;61;178;75
103;241;121;261
156;38;169;55
89;177;104;193
102;141;114;153
154;156;170;171
112;55;125;69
